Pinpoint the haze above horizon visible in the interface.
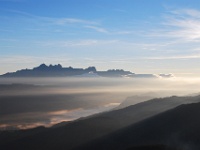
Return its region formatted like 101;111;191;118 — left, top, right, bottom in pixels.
1;0;200;77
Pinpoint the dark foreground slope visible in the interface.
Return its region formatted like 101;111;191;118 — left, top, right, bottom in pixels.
1;95;200;150
79;102;200;150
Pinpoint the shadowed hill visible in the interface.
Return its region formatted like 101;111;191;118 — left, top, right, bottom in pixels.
78;102;200;150
1;95;200;150
115;95;155;109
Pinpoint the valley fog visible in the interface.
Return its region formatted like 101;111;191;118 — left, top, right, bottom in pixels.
0;77;200;130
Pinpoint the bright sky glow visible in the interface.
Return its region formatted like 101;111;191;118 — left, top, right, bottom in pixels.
1;0;200;76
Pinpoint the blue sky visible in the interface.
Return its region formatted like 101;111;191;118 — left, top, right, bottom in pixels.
1;0;200;76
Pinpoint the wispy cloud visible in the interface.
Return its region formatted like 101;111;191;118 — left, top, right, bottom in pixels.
55;18;97;25
2;9;138;36
85;25;108;33
145;54;200;60
38;39;118;47
84;25;135;35
150;8;200;42
0;55;71;65
3;9;98;26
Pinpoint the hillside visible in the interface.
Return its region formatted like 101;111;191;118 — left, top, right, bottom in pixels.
78;102;200;150
1;95;200;150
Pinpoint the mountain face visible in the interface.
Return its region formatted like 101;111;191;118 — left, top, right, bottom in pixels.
0;64;173;78
0;64;134;77
79;102;200;150
1;95;200;150
0;64;99;77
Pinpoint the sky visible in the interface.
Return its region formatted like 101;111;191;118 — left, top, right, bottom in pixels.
1;0;200;76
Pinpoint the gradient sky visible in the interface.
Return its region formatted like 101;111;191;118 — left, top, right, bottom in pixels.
1;0;200;76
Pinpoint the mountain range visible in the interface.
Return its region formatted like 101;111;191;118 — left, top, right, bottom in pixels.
0;64;174;78
1;94;200;150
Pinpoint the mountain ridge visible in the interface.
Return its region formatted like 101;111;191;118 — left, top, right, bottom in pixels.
0;64;133;77
78;102;200;150
0;64;174;78
1;95;200;150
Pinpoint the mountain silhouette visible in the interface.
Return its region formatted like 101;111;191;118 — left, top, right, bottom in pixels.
79;102;200;150
0;64;134;77
0;64;174;78
1;95;200;150
0;64;98;77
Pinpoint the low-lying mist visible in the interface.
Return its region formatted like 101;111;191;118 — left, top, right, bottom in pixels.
0;77;200;130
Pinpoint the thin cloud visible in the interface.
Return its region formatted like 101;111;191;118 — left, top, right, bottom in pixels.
0;55;71;65
150;8;200;42
114;31;134;35
38;39;118;47
85;25;109;33
2;9;137;36
145;54;200;60
3;9;98;26
85;25;136;35
55;18;97;25
85;24;136;35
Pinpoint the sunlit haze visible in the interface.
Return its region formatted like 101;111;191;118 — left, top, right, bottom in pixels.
2;1;200;150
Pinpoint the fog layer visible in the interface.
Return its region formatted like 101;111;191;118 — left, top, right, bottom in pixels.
0;77;200;130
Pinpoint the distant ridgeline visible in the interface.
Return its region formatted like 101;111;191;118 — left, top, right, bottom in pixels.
1;64;133;77
0;64;174;78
